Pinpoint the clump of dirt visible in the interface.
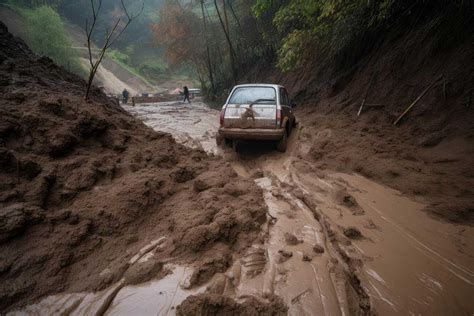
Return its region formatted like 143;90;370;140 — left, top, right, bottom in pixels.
277;249;293;263
0;23;267;312
336;190;365;216
188;248;231;287
343;227;363;240
313;244;324;254
284;232;301;245
177;294;287;316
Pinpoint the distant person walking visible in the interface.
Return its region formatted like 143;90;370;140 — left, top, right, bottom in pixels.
183;86;190;104
122;88;129;104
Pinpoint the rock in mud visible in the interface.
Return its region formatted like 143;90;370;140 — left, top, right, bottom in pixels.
338;191;365;215
277;249;293;263
343;227;363;239
284;232;301;245
177;294;287;316
313;244;325;254
302;253;313;261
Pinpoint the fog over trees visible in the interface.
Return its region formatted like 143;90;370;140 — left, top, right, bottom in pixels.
1;0;470;99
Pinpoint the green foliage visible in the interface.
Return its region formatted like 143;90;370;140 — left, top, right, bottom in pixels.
107;49;131;66
138;59;167;78
21;5;84;75
252;0;275;18
276;29;307;72
6;0;61;9
253;0;404;72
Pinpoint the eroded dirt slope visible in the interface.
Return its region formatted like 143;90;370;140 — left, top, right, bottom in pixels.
0;22;267;312
245;9;474;224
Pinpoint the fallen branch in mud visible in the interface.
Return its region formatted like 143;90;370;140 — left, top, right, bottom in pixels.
393;75;443;125
291;288;311;304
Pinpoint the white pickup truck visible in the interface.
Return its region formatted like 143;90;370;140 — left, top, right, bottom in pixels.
217;84;297;152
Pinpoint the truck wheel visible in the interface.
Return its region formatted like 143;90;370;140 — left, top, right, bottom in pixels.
276;131;288;152
216;133;224;146
232;139;239;152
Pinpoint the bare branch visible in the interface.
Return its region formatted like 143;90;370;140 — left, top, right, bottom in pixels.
84;0;143;100
120;0;131;20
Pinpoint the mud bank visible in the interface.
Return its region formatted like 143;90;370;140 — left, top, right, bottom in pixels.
243;7;474;224
123;89;473;314
0;22;268;312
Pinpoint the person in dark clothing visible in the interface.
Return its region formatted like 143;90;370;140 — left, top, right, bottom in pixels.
122;88;129;104
183;86;190;104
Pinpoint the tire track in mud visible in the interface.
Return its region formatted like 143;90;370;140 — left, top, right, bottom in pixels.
20;102;470;315
122;102;474;315
227;121;474;315
226;127;372;315
124;103;372;314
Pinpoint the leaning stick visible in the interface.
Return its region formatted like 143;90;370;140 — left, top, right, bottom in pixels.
358;72;376;116
393;75;443;125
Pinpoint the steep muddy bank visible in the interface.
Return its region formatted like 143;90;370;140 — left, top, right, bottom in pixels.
243;8;474;224
0;22;267;312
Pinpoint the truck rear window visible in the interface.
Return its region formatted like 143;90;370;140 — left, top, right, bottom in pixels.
228;87;276;104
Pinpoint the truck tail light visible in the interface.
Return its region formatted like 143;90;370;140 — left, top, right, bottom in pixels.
276;109;282;127
220;108;225;126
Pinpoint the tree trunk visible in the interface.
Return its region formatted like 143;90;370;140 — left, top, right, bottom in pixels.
200;0;216;96
214;0;237;84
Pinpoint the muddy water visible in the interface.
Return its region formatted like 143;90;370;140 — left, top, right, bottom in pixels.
223;120;473;313
291;170;474;314
123;101;220;155
10;238;204;316
13;102;473;315
240;176;348;315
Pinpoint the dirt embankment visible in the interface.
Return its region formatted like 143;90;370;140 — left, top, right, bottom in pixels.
246;9;474;224
0;22;267;312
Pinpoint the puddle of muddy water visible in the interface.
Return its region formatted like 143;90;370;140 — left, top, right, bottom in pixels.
293;171;474;315
123;102;220;155
9;264;203;316
10;236;204;316
106;265;205;316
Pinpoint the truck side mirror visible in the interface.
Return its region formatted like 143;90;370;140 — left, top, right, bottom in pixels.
290;100;297;108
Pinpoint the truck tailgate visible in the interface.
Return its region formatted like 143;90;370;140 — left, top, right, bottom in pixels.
224;104;276;129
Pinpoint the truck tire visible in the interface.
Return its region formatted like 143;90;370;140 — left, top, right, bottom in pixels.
232;139;239;152
276;131;288;152
216;133;224;146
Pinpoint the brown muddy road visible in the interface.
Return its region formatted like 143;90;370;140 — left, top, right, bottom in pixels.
12;101;474;315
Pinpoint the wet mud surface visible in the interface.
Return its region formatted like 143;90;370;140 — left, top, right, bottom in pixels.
8;98;474;315
0;24;267;315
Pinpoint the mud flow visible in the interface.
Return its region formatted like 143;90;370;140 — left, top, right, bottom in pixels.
123;101;220;155
12;101;474;315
